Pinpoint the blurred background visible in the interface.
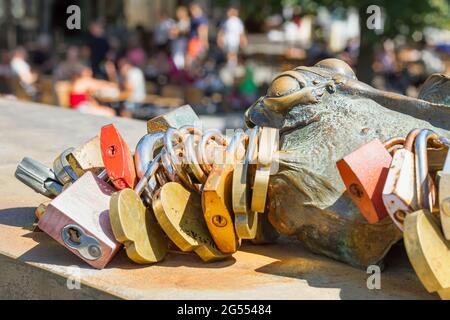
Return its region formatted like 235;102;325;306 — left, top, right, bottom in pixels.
0;0;448;119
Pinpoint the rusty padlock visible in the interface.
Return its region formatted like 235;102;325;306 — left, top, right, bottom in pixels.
100;124;136;190
38;171;121;269
336;138;403;224
383;129;420;230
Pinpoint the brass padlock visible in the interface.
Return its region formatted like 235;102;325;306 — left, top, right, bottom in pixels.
202;130;246;253
251;127;279;213
152;182;228;262
147;105;200;133
66;136;104;177
439;148;450;240
38;172;121;269
383;129;420;230
404;210;450;297
233;126;259;239
337;138;398;224
109;154;168;264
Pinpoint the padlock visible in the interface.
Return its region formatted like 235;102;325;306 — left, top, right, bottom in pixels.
404;210;450;297
15;157;63;198
147;104;200;133
100;124;136;190
152;182;229;262
66;136;104;177
383;129;420;231
202;130;246;253
197;129;228;174
233;126;259;239
415;129;438;212
53;148;79;185
251;127;279;213
38;171;121;269
439;148;450;240
110;154;168;264
337;138;398;224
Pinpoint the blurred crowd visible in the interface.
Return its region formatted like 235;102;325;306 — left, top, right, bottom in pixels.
0;2;448;119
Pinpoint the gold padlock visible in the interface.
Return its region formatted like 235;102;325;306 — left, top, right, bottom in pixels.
233;127;259;239
109;154;168;264
251;127;279;213
152;182;228;262
404;210;450;296
202;130;246;253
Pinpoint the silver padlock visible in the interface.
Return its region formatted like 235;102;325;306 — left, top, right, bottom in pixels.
15;157;63;198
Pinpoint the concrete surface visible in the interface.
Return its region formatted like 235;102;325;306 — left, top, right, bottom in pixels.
0;99;437;300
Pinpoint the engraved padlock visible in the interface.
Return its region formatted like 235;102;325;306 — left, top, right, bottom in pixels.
38;171;121;269
15;157;63;198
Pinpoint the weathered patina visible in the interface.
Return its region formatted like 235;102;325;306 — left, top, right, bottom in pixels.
245;59;450;269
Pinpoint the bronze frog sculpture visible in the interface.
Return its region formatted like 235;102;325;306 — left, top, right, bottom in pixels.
245;59;450;269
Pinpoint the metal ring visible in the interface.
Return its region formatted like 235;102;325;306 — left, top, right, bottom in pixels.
185;134;207;184
245;126;259;165
226;129;248;165
197;129;227;173
135;153;162;196
134;132;165;180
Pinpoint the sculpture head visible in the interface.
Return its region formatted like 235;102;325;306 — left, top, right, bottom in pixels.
245;58;450;269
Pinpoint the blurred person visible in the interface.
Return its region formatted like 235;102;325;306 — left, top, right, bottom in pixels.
30;34;54;74
154;12;175;50
170;6;191;70
10;47;39;98
187;2;209;68
117;58;146;118
126;36;147;69
69;65;116;117
217;6;247;67
53;46;84;81
87;22;110;77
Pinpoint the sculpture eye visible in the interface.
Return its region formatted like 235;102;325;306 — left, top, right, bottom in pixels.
267;75;301;98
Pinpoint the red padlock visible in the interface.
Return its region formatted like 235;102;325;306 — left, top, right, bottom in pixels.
100;124;136;190
336;138;395;224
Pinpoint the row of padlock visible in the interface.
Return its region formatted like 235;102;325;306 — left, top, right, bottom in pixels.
337;128;450;299
15;105;280;269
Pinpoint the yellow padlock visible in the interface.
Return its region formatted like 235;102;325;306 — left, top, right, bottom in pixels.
404;210;450;295
152;182;228;262
109;154;168;264
202;130;246;253
251;127;279;213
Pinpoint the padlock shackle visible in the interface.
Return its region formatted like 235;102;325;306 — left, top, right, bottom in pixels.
415;129;439;210
226;129;248;164
135;153;161;196
245;126;259;165
197;129;227;173
404;128;422;152
383;137;405;153
134;132;165;180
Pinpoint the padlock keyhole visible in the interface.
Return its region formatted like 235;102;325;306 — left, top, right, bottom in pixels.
107;145;118;157
68;227;81;245
349;183;364;199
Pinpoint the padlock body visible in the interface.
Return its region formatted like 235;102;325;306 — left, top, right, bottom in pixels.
382;148;417;230
337;139;392;224
440;173;450;240
67;136;104;177
100;124;136;190
38;172;121;269
147;104;200;133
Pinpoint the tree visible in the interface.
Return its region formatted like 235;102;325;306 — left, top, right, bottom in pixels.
234;0;450;83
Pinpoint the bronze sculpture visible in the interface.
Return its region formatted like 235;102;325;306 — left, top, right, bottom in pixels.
245;59;450;269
